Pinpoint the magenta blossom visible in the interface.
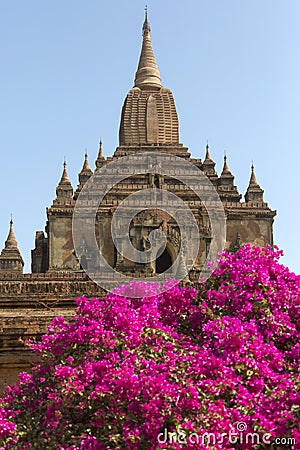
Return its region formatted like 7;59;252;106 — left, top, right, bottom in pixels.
0;245;299;449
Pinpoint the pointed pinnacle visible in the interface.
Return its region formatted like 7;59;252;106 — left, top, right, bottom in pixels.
249;163;259;186
81;153;92;172
204;143;211;161
59;161;71;185
222;155;231;175
143;5;150;34
98;140;104;159
5;219;18;249
134;10;162;89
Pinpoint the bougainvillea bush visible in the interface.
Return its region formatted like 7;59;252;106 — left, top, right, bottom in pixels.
0;245;299;449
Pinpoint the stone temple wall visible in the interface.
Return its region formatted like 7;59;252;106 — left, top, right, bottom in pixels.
0;273;107;392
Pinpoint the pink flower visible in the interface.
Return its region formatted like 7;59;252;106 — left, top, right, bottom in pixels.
0;245;299;449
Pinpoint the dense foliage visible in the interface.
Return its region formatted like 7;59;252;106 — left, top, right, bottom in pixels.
0;245;299;449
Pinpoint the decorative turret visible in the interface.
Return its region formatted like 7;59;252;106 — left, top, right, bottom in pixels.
0;220;24;273
74;153;93;199
79;153;93;184
202;143;218;183
217;155;241;202
56;162;73;199
219;155;234;181
95;140;105;169
117;10;181;149
5;220;18;248
245;164;264;202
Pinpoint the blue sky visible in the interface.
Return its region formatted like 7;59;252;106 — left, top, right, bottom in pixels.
0;0;299;273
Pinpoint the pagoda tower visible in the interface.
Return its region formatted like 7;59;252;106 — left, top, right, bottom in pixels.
30;11;276;275
0;220;24;273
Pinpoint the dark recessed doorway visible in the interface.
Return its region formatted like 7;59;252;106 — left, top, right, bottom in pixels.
156;247;172;273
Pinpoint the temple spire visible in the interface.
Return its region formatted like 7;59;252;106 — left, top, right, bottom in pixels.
117;11;180;149
249;163;259;187
82;153;92;172
202;143;218;183
0;219;24;273
217;154;242;202
98;140;104;159
134;9;162;89
78;153;92;182
5;219;18;249
95;140;105;169
245;163;264;202
56;162;73;199
204;143;211;161
59;161;71;186
74;154;93;199
143;5;149;32
221;155;232;176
